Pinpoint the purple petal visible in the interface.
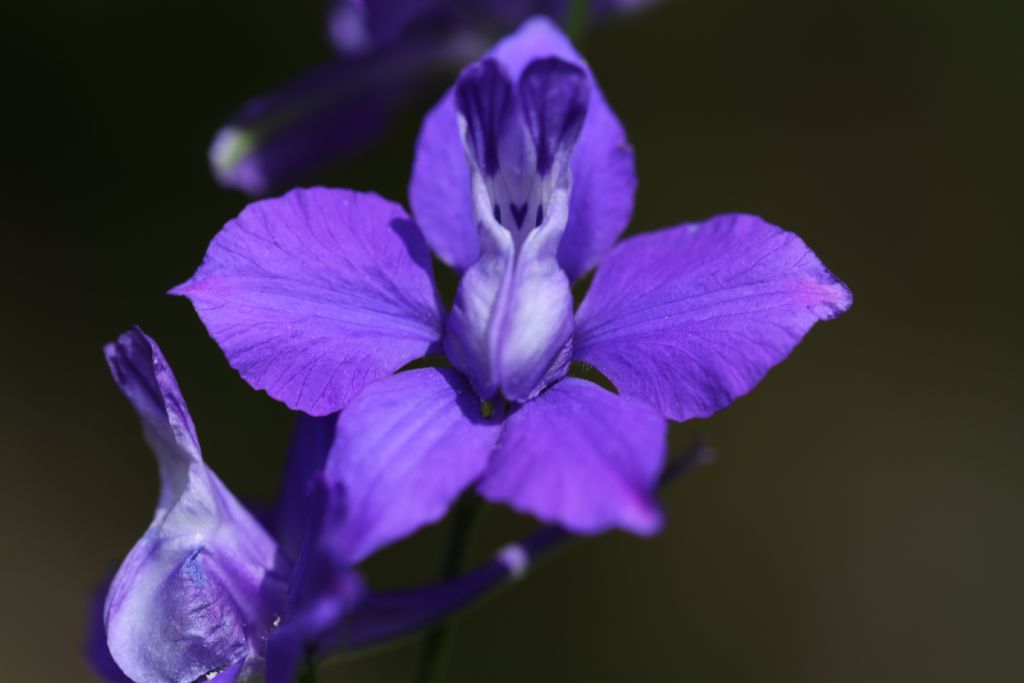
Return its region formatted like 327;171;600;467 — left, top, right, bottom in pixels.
85;579;130;682
409;16;635;279
173;188;445;416
211;56;410;197
478;377;667;535
103;329;288;683
591;0;661;17
519;57;589;176
266;480;366;683
212;18;487;197
208;660;246;682
325;368;500;562
274;414;336;562
455;59;521;178
574;214;854;422
328;0;457;55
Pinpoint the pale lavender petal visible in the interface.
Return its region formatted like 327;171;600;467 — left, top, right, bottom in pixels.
409;17;635;279
443;55;581;401
173;188;444;416
443;169;575;401
103;329;289;683
478;377;667;535
325;368;499;562
574;214;854;422
442;221;514;400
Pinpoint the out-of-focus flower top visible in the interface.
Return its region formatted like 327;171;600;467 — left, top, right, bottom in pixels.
210;0;660;196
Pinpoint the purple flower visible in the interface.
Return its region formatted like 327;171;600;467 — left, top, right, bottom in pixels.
95;328;553;682
178;18;851;559
212;0;659;195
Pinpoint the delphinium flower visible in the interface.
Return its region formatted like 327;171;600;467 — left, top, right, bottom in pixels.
92;327;582;683
212;0;660;195
176;16;852;567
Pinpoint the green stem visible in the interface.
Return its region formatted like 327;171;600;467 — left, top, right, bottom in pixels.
298;658;319;683
566;0;591;43
415;495;483;683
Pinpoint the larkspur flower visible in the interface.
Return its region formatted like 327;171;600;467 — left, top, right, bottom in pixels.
177;18;851;562
212;0;659;195
94;328;569;683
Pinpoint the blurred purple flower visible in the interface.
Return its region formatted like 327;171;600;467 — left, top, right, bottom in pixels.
92;328;554;682
178;18;850;562
211;0;660;196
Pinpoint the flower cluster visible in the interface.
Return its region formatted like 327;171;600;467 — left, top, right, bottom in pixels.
93;15;850;683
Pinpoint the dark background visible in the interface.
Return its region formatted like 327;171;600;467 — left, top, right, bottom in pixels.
2;1;1021;681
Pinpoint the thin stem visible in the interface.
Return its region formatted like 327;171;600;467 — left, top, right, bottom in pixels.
318;437;714;673
297;660;319;683
566;0;591;43
415;495;483;683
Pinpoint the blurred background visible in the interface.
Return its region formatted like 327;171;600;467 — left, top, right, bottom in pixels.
2;1;1021;680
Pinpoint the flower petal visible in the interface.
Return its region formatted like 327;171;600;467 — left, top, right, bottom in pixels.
574;214;854;422
519;57;589;178
266;480;366;683
173;187;445;416
478;377;667;535
274;414;336;562
85;579;130;682
443;208;575;402
325;368;500;562
103;329;289;683
409;16;636;279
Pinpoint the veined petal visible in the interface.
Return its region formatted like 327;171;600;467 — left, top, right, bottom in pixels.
173;188;444;416
325;368;500;563
409;16;635;279
478;377;667;535
574;214;853;422
103;329;289;683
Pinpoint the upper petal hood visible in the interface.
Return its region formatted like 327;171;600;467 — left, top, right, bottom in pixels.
409;16;636;280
